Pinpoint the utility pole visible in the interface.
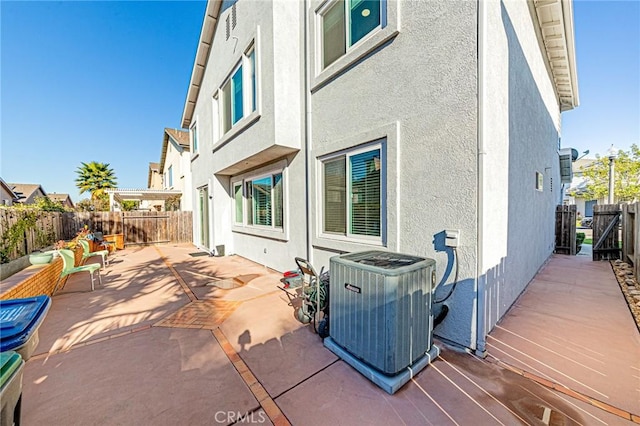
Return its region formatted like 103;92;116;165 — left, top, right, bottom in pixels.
607;145;618;204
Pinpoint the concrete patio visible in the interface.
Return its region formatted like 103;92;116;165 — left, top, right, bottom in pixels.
20;244;640;425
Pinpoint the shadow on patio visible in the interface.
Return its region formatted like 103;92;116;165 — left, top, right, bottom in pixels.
20;245;639;425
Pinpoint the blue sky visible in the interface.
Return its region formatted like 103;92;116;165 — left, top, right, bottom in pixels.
562;0;640;159
1;1;207;200
1;1;638;203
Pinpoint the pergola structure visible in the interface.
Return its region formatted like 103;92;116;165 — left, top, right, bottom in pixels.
105;188;183;212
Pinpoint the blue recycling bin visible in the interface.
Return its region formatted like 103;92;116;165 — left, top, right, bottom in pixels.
0;351;24;426
0;295;51;361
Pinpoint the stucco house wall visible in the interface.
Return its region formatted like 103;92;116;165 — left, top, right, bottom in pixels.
183;0;578;352
308;0;478;348
187;0;306;271
475;0;565;350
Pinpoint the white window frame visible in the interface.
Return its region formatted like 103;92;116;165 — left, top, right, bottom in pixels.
231;160;288;241
311;0;398;90
319;142;383;244
190;122;199;157
167;165;173;188
318;0;382;69
232;181;243;225
213;38;261;150
535;171;544;192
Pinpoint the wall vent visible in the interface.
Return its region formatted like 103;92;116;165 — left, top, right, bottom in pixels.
559;148;574;184
232;3;237;29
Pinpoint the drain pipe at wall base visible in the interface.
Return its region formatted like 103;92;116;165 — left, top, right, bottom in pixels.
303;0;313;263
475;0;488;358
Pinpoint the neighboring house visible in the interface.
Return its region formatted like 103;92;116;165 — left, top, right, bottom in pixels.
8;183;47;205
182;0;579;353
146;162;164;211
564;158;603;217
148;162;162;190
0;178;18;206
48;193;75;209
159;128;192;211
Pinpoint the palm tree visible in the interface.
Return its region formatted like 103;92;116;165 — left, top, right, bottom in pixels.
75;162;117;201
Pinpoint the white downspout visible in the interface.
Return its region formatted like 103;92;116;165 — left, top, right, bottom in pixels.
304;0;313;263
475;0;487;357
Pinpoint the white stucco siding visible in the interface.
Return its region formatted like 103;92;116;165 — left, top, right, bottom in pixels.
479;0;563;338
310;1;479;348
189;0;306;268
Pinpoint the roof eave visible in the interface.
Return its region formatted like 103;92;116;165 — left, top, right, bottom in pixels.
561;0;579;111
181;1;223;129
532;0;580;112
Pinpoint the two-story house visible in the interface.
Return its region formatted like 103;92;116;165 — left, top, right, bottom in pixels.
159;128;193;211
182;0;579;353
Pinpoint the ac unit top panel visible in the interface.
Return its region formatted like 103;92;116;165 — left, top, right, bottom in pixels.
334;250;435;275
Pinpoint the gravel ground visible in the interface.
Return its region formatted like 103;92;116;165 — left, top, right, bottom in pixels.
612;260;640;333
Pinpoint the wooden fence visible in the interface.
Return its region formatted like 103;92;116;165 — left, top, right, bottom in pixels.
555;205;576;255
592;204;622;261
0;209;192;262
622;202;639;277
0;210;64;261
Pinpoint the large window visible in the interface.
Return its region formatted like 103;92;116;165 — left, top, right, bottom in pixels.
320;0;381;69
322;147;381;239
218;44;257;137
233;172;283;230
191;124;198;153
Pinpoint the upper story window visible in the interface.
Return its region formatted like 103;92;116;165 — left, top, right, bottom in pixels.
321;144;382;241
218;43;257;138
320;0;381;69
191;123;199;153
167;165;173;188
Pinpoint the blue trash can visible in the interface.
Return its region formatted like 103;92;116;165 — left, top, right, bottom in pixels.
0;351;24;426
0;295;52;361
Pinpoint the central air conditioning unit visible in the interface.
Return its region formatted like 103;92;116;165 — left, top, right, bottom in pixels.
324;250;440;394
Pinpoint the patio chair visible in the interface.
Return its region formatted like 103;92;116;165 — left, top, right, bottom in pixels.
78;239;109;269
53;249;102;293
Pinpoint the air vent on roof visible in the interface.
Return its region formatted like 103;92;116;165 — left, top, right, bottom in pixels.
232;3;237;29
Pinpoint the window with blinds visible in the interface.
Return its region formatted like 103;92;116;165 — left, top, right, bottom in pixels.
322;147;381;239
234;172;284;230
320;0;382;69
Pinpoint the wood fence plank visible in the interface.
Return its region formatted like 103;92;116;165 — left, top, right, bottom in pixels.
592;204;622;261
1;209;192;262
555;205;576;255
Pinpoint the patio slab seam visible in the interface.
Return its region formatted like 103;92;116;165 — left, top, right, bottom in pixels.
212;328;292;426
486;353;640;423
154;245;198;302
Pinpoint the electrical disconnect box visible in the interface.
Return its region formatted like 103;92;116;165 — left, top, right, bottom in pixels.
445;229;460;247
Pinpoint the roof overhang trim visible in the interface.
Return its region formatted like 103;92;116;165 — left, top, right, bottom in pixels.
181;1;223;128
532;0;580;111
